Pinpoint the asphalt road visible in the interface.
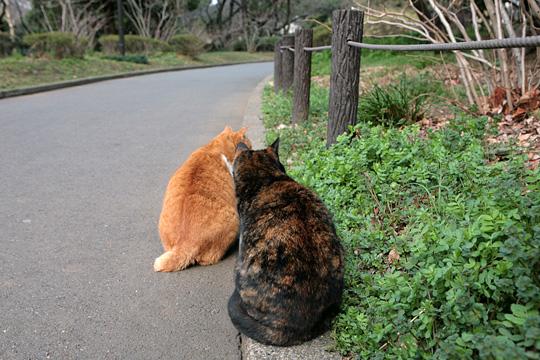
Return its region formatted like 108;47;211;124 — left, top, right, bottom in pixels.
0;62;272;360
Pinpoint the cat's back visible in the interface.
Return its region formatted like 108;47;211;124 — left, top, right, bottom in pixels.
160;146;234;232
164;146;228;196
241;176;342;287
252;178;337;246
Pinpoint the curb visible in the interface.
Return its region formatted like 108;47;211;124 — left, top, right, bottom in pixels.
242;74;272;149
0;59;272;100
240;77;342;360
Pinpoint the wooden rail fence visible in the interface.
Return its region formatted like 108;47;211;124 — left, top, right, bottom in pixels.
273;9;365;146
273;9;540;146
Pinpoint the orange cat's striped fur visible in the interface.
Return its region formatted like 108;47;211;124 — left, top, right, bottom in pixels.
154;127;251;272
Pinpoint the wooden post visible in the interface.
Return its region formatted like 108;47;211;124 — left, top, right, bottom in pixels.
274;39;283;93
327;9;364;146
292;29;313;124
281;35;295;92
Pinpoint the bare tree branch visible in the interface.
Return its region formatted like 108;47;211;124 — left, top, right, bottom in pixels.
125;0;183;41
355;0;538;110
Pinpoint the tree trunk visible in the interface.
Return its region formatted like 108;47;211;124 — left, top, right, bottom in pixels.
4;0;16;39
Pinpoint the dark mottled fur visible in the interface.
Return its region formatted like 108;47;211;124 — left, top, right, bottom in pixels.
227;139;344;346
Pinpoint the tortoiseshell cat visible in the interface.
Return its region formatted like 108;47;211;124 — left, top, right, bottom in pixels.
227;139;344;346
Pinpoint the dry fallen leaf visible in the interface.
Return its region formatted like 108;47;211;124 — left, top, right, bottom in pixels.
386;249;400;265
513;107;528;120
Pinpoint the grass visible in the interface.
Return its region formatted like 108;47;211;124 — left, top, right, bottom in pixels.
262;58;540;358
311;47;451;77
0;51;273;90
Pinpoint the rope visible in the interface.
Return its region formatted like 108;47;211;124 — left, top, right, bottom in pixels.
304;45;332;52
278;36;540;54
346;35;540;51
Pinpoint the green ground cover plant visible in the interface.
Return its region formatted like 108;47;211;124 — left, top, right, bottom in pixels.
102;54;149;64
262;82;540;359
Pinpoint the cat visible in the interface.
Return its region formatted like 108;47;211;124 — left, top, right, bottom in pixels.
154;126;252;272
227;138;344;346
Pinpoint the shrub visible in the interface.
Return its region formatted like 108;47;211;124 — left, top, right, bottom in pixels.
99;34;170;55
256;36;279;51
99;34;121;54
360;75;430;127
102;54;149;64
23;32;87;59
231;38;246;52
313;24;332;47
0;32;14;57
99;34;118;54
168;34;205;58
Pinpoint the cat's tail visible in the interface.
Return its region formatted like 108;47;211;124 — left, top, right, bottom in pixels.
153;250;192;272
228;290;312;347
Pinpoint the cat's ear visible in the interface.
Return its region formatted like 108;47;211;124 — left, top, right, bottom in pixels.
224;126;233;133
237;129;252;149
270;137;280;156
236;142;250;152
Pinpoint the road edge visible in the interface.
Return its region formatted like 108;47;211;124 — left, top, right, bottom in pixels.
240;76;342;360
0;59;272;100
242;74;272;149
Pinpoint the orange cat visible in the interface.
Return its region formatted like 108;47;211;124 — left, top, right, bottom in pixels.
154;127;251;272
